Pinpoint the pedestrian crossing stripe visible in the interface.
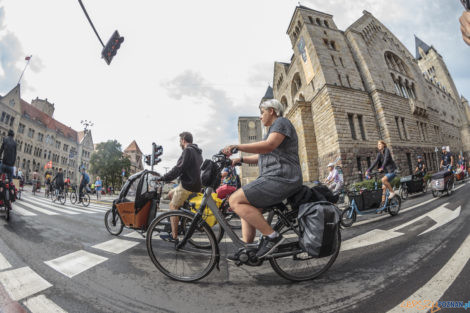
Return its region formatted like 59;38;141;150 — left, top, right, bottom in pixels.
21;194;110;211
22;197;98;214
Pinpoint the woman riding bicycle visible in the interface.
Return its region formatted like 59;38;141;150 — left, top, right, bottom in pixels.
365;140;397;208
223;99;302;259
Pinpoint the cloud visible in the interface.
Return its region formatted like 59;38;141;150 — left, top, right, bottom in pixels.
162;70;255;158
247;62;273;87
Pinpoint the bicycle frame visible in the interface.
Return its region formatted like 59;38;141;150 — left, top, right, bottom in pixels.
176;186;304;259
347;188;390;218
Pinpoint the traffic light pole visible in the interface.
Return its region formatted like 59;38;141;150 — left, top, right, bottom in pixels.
151;143;156;172
78;0;105;47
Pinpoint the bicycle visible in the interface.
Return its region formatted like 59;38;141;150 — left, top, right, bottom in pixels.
340;172;401;227
44;183;52;199
52;185;67;205
146;150;341;282
70;188;90;207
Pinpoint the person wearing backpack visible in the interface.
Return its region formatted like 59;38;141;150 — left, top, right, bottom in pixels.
0;130;17;183
78;167;90;203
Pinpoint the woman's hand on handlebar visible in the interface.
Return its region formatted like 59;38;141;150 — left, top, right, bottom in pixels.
231;158;242;167
222;145;238;156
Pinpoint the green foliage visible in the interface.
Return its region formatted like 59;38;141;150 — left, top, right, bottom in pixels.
89;140;131;189
423;172;433;183
351;176;401;190
390;176;401;189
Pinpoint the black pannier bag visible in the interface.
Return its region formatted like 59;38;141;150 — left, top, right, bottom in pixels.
297;201;341;257
200;159;219;189
431;170;452;180
361;189;382;210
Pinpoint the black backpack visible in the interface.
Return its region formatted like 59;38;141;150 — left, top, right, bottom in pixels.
200;160;219;189
297;201;341;258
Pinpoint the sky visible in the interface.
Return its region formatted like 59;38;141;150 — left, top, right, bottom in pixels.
0;0;469;173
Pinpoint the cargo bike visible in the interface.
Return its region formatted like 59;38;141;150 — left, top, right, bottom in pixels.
398;174;427;200
104;170;162;237
430;169;454;197
340;172;401;227
0;174;19;221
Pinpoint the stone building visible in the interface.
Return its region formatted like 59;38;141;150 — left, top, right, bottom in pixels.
238;116;263;185
265;5;470;183
123;140;144;175
0;84;94;184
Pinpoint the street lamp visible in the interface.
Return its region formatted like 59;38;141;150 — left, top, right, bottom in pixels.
80;120;94;133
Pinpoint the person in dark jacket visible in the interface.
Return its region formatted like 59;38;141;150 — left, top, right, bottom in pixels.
52;168;65;193
0;130;17;183
159;132;203;241
365;140;397;207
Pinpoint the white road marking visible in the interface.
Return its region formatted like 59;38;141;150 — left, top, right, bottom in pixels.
0;267;52;301
0;252;12;271
23;294;67;313
391;203;461;236
17;202;58;215
341;229;404;251
92;239;140;254
11;204;37;216
387;233;470;313
24;197;95;214
44;250;108;278
123;232;145;239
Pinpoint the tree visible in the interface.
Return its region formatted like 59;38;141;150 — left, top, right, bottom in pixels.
89;140;131;191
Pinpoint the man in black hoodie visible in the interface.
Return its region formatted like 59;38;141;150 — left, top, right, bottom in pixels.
0;130;17;183
159;132;203;241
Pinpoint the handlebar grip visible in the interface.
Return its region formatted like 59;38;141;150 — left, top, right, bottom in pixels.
231;147;238;154
233;162;242;167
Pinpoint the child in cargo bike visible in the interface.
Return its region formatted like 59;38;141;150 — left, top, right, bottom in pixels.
365;140;397;211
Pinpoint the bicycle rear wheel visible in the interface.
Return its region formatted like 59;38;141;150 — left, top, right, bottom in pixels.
59;192;66;205
269;211;341;282
146;211;218;282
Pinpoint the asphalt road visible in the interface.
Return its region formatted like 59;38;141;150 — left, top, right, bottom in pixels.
0;181;469;313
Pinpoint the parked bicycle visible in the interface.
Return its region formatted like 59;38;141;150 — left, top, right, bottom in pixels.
146;150;341;282
341;172;401;227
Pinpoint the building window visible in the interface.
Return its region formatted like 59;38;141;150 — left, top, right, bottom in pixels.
337;73;343;86
308;16;314;24
406;153;412;175
38;133;44;142
401;118;408;140
323;38;329;46
316;18;321;25
0;112;5;122
357;115;366;140
346;75;351;88
348;114;357;140
55;140;61;149
18;123;25;134
9;117;14;127
395;117;403;140
339;57;344;67
324;20;330;28
330;41;336;50
357;157;363;181
331;55;337;66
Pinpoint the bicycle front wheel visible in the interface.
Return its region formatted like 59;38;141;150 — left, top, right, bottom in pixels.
269;211;341;282
146;211;218;282
70;193;77;204
82;194;90;207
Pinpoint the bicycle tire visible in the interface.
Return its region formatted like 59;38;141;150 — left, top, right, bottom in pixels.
70;193;77;204
146;210;218;282
388;196;401;216
269;211;341;282
340;208;356;227
399;187;408;200
82;194;90;207
104;209;124;235
4;202;10;221
59;192;66;205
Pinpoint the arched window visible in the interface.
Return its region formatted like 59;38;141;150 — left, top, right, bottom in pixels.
308;16;314;24
291;73;302;100
324;20;329;28
384;51;410;77
295;26;300;34
281;96;288;111
297;20;302;28
316;18;321;25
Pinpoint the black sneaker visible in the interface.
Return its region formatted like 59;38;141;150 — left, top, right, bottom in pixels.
226;249;244;263
160;233;178;243
255;234;285;258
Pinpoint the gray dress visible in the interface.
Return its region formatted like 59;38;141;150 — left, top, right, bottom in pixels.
243;117;303;208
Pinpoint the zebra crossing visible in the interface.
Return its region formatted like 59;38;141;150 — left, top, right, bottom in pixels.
12;192;110;217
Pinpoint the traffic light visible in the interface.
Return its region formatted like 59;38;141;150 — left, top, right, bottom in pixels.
145;155;151;166
153;145;163;165
101;30;124;65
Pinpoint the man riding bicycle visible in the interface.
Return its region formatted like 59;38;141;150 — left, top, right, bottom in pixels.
414;155;426;179
0;130;17;184
78;167;90;203
52;168;65;195
440;146;454;171
158;132;203;241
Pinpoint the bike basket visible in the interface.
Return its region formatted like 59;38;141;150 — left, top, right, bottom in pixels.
361;189;382;210
297;201;340;258
400;175;413;183
188;193;222;227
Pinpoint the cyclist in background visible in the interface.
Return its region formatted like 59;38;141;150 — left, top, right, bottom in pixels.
95;176;102;200
52;168;65;195
365;140;397;208
440;146;454;171
324;162;343;195
32;170;40;194
216;165;238;200
78;168;90;203
0;130;17;183
414;155;426;179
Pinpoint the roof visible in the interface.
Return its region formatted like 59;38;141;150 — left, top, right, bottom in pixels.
20;99;78;141
415;35;432;59
124;140;142;154
261;86;274;102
